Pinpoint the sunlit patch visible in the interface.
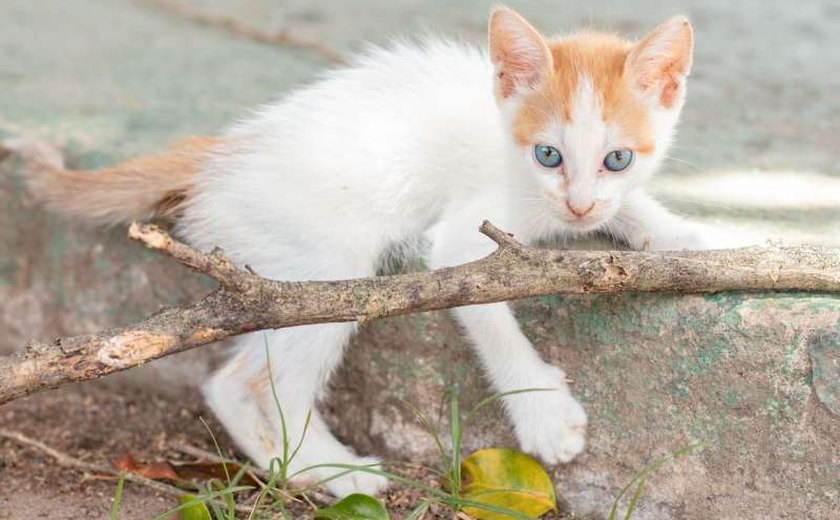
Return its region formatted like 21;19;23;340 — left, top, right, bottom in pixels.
654;169;840;248
655;169;840;209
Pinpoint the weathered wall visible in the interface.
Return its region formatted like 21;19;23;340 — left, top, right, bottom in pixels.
333;295;840;519
1;0;838;518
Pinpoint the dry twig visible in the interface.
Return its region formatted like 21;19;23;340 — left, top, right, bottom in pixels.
0;220;838;405
171;441;332;505
140;0;347;64
0;427;256;512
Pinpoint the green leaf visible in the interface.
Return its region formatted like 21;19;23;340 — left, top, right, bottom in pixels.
314;493;390;520
177;495;212;520
460;448;556;520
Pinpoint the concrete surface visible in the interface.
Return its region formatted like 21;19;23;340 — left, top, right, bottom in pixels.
0;0;838;518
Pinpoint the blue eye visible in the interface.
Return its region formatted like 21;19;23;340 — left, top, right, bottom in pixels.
604;149;634;172
534;145;563;168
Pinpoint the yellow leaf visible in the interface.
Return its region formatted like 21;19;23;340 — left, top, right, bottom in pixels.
177;495;212;520
460;448;556;520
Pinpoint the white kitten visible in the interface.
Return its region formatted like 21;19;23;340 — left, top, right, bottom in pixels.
4;8;702;496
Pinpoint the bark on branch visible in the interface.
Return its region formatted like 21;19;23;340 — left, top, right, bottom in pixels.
1;221;839;405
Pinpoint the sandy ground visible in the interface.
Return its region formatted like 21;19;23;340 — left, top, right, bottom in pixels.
5;382;570;519
1;0;838;518
1;381;586;519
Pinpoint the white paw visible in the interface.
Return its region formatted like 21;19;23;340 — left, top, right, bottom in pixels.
506;366;587;465
318;455;390;497
244;432;390;497
245;429;390;497
202;371;389;498
292;454;390;497
639;228;708;252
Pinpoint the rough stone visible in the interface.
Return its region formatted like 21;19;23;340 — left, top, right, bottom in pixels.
1;0;838;518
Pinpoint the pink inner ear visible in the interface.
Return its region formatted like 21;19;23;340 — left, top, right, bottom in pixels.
632;55;685;108
494;47;545;98
628;18;693;108
658;59;687;108
489;9;552;99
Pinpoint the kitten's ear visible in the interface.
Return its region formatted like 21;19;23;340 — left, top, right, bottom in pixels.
489;7;553;100
625;16;694;109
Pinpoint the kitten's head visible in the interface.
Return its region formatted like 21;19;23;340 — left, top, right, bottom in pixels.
489;8;693;232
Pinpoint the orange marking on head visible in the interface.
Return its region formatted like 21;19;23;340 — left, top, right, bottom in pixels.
512;32;655;154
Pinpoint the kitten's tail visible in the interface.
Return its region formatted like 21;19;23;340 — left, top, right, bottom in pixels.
0;136;220;226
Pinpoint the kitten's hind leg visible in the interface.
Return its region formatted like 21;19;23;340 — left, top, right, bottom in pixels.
204;326;389;497
202;254;388;497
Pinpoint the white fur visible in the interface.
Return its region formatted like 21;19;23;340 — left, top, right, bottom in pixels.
179;33;697;496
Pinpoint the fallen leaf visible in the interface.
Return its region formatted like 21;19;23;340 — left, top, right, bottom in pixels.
173;461;257;484
113;452;179;481
112;452;259;486
460;448;556;520
178;494;212;520
315;493;390;520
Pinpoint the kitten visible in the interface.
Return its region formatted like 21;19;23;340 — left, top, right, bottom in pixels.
3;7;705;497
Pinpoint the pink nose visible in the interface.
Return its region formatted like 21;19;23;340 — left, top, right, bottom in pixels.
566;201;595;218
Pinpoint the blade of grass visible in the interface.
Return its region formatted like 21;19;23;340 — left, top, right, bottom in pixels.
197;419;237;520
404;499;433;520
607;441;707;520
386;460;445;477
229;461;251;488
247;482;273;519
291;463;446;499
399;398;450;472
623;480;646;520
110;471;127;520
199;416;232;486
448;388;462;499
248;457;284;518
287;408;313;467
207;478;238;520
264;334;291;486
465;388;556;423
206;492;226;520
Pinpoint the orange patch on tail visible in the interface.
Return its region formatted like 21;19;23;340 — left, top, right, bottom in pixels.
14;136;222;226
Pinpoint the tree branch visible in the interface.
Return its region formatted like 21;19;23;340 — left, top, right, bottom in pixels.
1;221;839;405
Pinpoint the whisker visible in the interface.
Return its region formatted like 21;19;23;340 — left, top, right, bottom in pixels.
662;155;704;171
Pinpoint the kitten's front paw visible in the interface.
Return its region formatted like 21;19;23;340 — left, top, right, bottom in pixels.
635;227;709;252
507;367;588;465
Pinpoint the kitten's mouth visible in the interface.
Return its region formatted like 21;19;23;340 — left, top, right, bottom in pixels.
543;192;609;232
562;213;607;232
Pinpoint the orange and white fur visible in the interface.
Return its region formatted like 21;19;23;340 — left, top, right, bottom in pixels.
4;8;706;497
